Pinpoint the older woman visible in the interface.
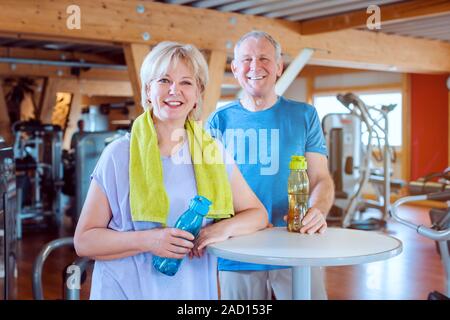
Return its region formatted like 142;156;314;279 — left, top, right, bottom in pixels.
74;41;268;300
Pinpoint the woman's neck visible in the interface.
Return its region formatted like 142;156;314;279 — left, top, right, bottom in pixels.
152;115;187;157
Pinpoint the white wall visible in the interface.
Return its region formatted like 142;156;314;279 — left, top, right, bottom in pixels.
284;77;307;102
283;71;402;104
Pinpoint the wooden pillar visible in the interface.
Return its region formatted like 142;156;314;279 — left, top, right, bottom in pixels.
306;76;314;105
63;91;82;150
39;77;58;124
402;73;411;182
202;50;227;121
0;80;13;144
123;43;150;119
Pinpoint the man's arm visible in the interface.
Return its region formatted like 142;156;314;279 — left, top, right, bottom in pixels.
306;152;335;216
299;152;335;234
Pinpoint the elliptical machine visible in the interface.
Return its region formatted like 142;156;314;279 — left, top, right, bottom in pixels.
322;92;404;230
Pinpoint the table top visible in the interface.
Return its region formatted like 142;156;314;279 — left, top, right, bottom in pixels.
207;227;402;267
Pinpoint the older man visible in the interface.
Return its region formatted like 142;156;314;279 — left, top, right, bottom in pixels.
206;31;335;300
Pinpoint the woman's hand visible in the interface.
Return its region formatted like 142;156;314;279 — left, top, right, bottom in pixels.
144;228;195;259
189;222;231;259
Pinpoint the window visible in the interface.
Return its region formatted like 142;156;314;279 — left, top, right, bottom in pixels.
313;92;402;146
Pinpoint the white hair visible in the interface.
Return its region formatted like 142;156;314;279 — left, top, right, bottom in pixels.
234;30;282;61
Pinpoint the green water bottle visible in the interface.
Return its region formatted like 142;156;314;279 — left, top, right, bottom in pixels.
287;155;309;232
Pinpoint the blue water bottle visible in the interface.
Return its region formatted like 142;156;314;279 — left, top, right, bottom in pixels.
152;195;212;276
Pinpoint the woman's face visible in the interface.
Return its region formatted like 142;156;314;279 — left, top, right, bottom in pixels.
147;60;199;124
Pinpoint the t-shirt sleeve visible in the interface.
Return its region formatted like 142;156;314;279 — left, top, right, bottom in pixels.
89;137;134;232
306;108;328;156
90;140;122;212
205;113;222;141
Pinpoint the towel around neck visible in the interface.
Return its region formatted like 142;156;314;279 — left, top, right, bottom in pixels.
129;110;234;224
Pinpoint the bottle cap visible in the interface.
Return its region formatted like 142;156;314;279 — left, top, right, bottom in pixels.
190;195;212;216
289;155;307;170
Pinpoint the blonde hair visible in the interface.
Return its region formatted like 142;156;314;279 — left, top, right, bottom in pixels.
140;41;209;120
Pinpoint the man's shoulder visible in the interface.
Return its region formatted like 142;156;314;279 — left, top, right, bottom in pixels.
279;97;316;113
207;100;241;123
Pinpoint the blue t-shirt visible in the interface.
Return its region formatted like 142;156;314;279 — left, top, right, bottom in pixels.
206;96;328;271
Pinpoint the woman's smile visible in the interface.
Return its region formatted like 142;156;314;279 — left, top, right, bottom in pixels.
164;99;184;109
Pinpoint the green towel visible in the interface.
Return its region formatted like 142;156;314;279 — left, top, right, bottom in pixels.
129;110;234;224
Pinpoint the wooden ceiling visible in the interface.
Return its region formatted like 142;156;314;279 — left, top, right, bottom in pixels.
158;0;450;43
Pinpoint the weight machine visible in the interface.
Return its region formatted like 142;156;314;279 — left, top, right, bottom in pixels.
12;121;64;238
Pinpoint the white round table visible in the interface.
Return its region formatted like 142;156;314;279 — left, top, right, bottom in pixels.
207;227;402;300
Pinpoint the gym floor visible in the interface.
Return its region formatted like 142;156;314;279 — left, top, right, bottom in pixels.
12;205;445;300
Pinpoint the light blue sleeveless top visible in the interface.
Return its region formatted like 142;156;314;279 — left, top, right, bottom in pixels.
89;133;233;299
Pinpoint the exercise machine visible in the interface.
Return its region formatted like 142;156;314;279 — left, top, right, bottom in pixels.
32;237;93;300
322;92;404;230
408;168;450;194
63;130;127;225
0;136;17;300
13;121;64;238
391;180;450;299
32;129;126;299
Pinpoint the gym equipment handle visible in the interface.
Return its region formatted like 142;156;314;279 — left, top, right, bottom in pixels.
427;190;450;202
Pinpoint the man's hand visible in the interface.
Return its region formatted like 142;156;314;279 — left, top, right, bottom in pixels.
300;207;327;234
282;207;327;234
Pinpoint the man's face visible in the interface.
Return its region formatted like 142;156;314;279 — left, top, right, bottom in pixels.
232;37;283;98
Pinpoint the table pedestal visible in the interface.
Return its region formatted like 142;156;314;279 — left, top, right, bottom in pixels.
292;266;311;300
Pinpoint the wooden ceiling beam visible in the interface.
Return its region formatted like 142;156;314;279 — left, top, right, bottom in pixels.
0;63;129;80
298;65;370;77
123;43;150;118
202;50;227;120
300;0;450;35
1;0;450;73
0;46;121;65
55;79;132;97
